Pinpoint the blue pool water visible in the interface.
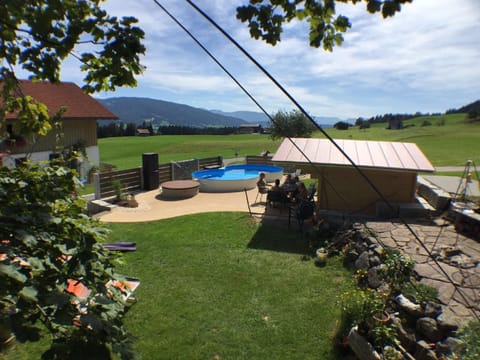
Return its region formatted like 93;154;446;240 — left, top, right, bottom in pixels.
192;164;284;192
192;164;283;180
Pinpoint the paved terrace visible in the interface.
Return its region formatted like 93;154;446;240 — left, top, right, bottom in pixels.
366;220;479;324
97;186;480;323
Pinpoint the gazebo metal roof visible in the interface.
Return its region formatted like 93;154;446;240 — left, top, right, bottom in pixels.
272;138;435;173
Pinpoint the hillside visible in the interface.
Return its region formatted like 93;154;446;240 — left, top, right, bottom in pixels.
212;109;344;127
97;97;247;127
447;99;480;114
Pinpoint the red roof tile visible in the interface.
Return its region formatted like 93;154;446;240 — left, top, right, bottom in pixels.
4;80;117;120
272;138;435;172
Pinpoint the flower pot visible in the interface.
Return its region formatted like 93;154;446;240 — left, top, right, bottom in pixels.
372;310;391;325
316;248;327;266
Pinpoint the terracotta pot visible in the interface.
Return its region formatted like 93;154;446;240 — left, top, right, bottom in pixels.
372;310;391;325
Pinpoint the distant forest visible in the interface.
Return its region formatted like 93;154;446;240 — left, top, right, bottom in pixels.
97;99;480;138
97;123;239;138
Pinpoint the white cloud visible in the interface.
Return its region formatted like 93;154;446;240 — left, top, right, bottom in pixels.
48;0;480;118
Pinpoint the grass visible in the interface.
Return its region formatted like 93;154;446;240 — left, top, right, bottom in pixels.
99;114;480;170
5;212;353;359
99;134;281;170
322;114;480;166
109;212;353;359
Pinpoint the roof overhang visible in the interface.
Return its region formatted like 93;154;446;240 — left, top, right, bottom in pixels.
272;138;435;173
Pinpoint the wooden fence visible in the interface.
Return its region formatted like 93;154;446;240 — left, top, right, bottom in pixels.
94;168;142;199
94;155;223;199
245;155;273;166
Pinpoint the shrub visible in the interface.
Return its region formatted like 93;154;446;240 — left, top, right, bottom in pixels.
456;320;480;359
0;164;135;359
381;249;414;294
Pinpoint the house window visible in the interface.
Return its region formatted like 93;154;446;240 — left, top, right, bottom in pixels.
15;157;27;167
6;124;13;137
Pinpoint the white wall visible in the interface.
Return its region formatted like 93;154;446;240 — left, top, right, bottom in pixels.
2;145;100;181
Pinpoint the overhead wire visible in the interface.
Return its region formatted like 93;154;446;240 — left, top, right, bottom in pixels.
151;0;353;212
152;0;478;320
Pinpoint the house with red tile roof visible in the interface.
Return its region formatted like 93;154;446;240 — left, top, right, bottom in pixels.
1;80;117;179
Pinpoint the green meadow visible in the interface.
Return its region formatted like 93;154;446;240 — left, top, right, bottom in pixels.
8;114;479;359
99;113;479;170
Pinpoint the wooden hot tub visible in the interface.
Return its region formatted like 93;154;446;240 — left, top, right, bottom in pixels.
161;180;200;200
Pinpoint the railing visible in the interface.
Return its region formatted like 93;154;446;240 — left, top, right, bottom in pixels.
245;155;273;166
94;155;223;199
94;168;142;199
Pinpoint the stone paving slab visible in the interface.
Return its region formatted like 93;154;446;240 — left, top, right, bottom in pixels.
367;219;480;323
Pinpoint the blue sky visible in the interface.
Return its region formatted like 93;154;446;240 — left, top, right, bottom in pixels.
59;0;479;119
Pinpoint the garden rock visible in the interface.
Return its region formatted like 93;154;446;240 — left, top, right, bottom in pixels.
436;310;459;333
416;317;442;342
347;327;381;360
355;251;370;270
395;294;422;317
423;301;442;318
415;340;438;360
367;266;382;289
329;222;468;360
391;316;417;352
442;336;463;353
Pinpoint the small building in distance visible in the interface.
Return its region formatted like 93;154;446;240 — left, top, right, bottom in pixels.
136;128;151;136
238;123;263;134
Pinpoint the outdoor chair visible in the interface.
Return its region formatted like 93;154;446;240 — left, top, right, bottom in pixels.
266;190;288;211
288;199;316;231
307;183;316;201
255;185;269;204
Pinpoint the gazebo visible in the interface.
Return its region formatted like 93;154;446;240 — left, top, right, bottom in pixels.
272;138;435;216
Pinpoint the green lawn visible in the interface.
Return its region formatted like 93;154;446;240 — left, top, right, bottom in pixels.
99;114;479;170
320;114;480;166
99;134;281;170
5;213;353;359
109;213;352;359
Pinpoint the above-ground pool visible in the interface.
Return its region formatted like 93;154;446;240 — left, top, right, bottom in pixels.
192;164;284;192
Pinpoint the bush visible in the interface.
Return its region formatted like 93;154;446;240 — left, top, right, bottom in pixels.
334;121;351;130
457;321;480;359
0;164;135;359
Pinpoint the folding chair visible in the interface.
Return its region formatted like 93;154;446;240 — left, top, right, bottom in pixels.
266;190;288;212
255;185;269;203
288;199;315;230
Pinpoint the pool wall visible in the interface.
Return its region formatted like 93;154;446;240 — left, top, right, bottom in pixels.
192;164;283;192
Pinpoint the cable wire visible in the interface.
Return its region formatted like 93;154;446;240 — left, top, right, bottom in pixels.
153;0;478;320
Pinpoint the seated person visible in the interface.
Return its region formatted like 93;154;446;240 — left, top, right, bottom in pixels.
281;174;292;188
257;172;269;193
267;179;287;206
270;179;282;192
293;182;308;203
282;174;297;195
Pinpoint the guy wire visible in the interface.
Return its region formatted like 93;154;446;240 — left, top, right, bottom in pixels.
154;0;478;319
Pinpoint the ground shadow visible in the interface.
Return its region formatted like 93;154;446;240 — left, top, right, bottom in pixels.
247;216;312;255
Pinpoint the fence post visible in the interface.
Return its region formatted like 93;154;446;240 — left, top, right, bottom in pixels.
218;155;223;167
94;173;101;200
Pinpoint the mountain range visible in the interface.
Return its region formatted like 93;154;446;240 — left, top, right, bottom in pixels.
97;97;345;128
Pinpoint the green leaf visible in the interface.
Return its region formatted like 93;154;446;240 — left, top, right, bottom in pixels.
0;263;28;283
19;286;38;302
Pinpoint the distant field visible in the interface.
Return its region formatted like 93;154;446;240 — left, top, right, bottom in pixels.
99;114;479;170
99;134;281;169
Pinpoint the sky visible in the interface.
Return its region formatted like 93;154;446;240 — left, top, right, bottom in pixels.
57;0;480;119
